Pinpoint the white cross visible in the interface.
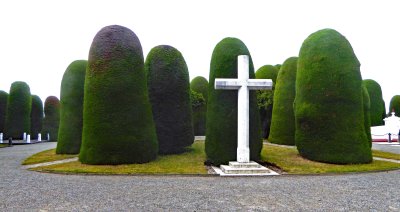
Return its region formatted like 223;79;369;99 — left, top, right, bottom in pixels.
215;55;273;163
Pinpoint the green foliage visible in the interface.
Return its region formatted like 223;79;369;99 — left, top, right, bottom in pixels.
190;76;208;136
362;85;372;147
256;65;279;138
4;81;31;139
362;79;386;126
79;25;158;164
0;91;8;132
389;95;400;116
145;45;194;154
190;90;206;108
268;57;298;145
295;28;372;164
190;76;208;101
56;60;87;154
205;37;262;166
42;96;60;141
30;95;43;139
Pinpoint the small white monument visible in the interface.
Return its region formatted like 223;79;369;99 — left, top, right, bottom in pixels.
47;133;50;141
23;132;27;141
0;133;3;143
27;134;31;143
213;55;278;176
38;133;41;142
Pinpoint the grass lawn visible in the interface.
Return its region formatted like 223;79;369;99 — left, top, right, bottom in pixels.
22;149;78;165
27;141;400;175
30;141;208;175
0;144;8;148
262;143;400;174
372;150;400;160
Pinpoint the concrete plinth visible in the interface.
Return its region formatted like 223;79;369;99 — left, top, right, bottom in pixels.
212;161;279;176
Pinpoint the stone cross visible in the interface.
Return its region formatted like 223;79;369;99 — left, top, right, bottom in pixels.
215;55;273;163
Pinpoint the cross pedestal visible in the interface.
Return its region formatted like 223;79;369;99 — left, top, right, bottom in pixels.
212;55;278;176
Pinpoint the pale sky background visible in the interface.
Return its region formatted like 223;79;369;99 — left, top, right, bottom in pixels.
0;0;399;111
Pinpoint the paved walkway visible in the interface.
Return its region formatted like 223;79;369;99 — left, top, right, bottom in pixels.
1;143;400;211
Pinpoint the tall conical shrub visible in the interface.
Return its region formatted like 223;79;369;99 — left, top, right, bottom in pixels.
30;95;43;139
255;65;279;139
4;81;31;139
389;95;400;116
190;76;208;136
362;85;372;147
145;45;193;154
295;29;372;164
0;91;8;133
56;60;87;154
205;37;262;166
268;57;298;145
362;79;386;126
79;25;158;164
42;96;60;141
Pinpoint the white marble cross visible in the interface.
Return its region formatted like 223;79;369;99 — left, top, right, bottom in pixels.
215;55;273;163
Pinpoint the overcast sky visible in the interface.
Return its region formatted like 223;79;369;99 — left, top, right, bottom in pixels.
0;0;399;111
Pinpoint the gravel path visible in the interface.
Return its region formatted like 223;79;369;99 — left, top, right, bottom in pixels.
1;143;400;211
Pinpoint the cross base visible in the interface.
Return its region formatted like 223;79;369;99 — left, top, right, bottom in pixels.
212;161;279;176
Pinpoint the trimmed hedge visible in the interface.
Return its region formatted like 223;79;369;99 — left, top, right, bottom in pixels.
145;45;194;154
268;57;298;145
362;79;386;126
30;95;43;139
56;60;87;154
79;25;158;164
205;37;262;166
389;95;400;116
4;81;31;139
0;91;8;133
190;76;208;136
295;29;372;164
42;96;60;141
255;65;279;139
362;85;372;147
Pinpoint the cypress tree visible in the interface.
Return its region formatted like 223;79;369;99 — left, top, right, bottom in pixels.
295;29;372;164
56;60;87;154
362;85;372;147
0;91;8;133
4;81;31;139
362;79;386;126
389;95;400;116
268;57;298;145
145;45;194;154
190;76;208;136
205;37;262;166
255;65;279;139
30;95;43;139
42;96;60;141
79;25;158;164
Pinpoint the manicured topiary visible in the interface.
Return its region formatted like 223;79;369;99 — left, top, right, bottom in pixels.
42;96;60;141
268;57;298;145
0;91;8;133
295;28;372;164
362;79;386;126
4;81;31;139
145;45;194;154
256;65;279;138
205;37;262;166
56;60;87;154
30;95;43;139
389;95;400;116
190;76;208;136
79;25;158;164
362;85;372;147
